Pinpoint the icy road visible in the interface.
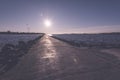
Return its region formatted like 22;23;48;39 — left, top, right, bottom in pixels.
0;35;120;80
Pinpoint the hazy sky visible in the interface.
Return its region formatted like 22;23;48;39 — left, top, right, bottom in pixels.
0;0;120;33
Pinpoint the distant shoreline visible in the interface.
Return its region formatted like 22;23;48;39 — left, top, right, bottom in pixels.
0;32;44;35
53;32;120;35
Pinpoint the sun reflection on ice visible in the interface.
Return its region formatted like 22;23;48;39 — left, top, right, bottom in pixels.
41;35;59;70
42;50;56;59
42;35;57;59
47;34;53;36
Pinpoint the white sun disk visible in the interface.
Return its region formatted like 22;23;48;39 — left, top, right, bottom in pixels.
44;20;52;27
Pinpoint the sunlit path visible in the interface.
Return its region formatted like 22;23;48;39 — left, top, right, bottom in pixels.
0;35;120;80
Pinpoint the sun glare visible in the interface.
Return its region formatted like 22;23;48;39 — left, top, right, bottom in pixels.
44;19;52;27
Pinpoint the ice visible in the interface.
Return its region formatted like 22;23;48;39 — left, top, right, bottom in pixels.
101;49;120;59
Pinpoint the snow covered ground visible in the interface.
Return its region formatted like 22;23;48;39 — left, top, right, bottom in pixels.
0;34;43;51
53;33;120;48
101;49;120;59
1;35;120;80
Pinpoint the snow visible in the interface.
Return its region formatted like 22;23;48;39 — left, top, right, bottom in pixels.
1;35;120;80
0;34;42;51
101;49;120;59
53;34;120;48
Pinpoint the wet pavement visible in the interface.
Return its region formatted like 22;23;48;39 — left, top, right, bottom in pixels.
0;35;120;80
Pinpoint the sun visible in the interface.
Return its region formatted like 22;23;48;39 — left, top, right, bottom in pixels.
44;19;52;27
